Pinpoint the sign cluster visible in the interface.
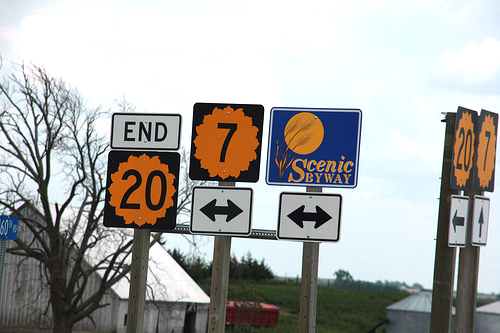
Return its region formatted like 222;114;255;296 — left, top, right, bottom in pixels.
104;113;182;230
104;104;363;242
449;106;498;247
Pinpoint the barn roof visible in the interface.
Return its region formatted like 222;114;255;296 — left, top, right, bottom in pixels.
477;301;500;314
387;290;455;313
111;242;210;304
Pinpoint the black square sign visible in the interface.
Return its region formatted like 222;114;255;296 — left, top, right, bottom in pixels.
189;102;264;182
104;150;180;230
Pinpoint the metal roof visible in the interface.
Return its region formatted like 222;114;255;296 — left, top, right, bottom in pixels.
387;290;435;313
111;242;210;304
477;301;500;314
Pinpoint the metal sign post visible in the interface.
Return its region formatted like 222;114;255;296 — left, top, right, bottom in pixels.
126;229;151;333
105;112;182;333
455;189;482;333
208;182;235;332
430;107;498;333
299;187;321;333
266;106;361;331
430;113;459;333
454;108;497;333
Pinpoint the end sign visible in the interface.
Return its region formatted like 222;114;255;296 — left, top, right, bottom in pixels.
111;113;181;151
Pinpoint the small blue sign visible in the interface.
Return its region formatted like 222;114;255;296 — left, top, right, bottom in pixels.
266;107;362;188
0;216;19;240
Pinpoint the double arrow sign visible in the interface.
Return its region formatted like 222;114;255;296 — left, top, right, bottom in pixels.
449;195;490;247
200;199;243;222
190;187;253;236
287;205;332;229
190;188;342;242
278;192;342;242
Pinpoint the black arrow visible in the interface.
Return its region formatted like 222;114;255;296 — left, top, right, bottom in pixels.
452;209;465;232
200;199;243;222
478;207;484;238
287;205;332;229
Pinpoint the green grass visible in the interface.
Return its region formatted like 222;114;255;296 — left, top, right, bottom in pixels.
200;280;407;332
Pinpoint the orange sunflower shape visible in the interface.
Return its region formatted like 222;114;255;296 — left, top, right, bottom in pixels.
476;114;497;189
194;106;260;179
453;111;476;188
108;154;176;227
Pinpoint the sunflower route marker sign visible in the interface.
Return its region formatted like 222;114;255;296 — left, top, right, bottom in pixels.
474;110;498;192
189;103;264;183
451;107;498;192
104;150;180;230
266;107;362;188
451;107;479;191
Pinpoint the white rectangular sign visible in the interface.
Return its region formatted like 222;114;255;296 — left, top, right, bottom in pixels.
472;196;490;246
190;187;253;236
448;195;469;247
111;113;181;150
278;192;341;242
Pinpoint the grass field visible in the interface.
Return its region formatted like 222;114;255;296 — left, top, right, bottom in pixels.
201;280;408;333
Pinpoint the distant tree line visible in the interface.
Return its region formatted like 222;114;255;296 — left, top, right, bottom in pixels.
168;248;274;283
327;269;421;293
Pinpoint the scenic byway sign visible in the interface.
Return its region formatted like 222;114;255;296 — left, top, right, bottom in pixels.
111;113;181;151
266;107;362;188
448;195;469;247
104;150;180;230
190;186;253;236
277;192;342;242
189;103;264;182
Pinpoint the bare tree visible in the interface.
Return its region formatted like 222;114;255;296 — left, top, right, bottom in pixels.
0;62;197;332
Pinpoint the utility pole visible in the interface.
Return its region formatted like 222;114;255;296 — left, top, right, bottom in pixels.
430;113;459;333
299;186;321;333
454;188;482;332
207;181;235;333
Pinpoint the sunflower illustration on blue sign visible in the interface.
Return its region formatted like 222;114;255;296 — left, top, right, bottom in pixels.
266;107;362;188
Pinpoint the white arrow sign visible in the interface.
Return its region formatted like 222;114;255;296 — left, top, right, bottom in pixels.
190;186;252;236
472;196;490;246
448;195;469;247
278;192;342;242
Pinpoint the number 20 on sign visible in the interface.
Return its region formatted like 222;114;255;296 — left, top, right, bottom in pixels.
104;150;180;229
451;107;498;192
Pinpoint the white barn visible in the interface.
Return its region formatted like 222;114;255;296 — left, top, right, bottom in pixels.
0;205;209;332
386;290;455;333
476;300;500;333
1;240;209;332
387;290;500;333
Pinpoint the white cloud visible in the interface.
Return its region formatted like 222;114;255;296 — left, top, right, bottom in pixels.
442;37;500;84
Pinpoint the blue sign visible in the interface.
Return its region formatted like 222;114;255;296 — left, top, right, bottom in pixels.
0;216;18;240
266;107;362;188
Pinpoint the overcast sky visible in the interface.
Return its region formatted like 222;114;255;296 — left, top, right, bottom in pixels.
2;0;500;293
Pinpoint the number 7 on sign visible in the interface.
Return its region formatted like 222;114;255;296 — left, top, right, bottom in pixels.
189;103;264;183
